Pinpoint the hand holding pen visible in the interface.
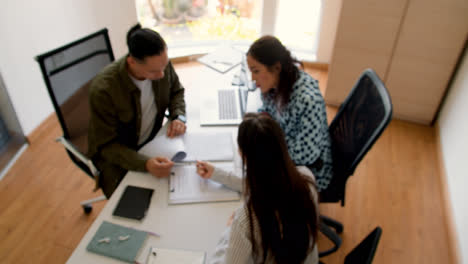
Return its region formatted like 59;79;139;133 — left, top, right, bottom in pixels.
196;161;214;179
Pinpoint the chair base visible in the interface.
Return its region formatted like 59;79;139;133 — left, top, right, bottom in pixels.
80;195;106;214
321;215;343;233
319;215;344;258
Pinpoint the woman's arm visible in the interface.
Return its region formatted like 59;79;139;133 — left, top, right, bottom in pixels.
196;161;242;192
287;85;328;166
208;208;252;264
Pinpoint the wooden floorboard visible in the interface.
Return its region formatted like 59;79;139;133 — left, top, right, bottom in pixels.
0;64;455;263
0;114;106;264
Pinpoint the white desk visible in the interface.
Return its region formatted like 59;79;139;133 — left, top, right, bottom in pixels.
66;62;261;263
66;171;241;263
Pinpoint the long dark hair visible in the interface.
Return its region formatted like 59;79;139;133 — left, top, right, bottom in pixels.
237;113;319;263
247;35;302;108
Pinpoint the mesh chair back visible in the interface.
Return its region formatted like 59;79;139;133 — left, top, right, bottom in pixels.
344;227;382;264
36;29;114;175
321;69;392;204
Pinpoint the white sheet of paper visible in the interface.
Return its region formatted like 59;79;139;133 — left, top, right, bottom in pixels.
139;128;234;163
169;164;240;204
197;45;243;73
147;247;205;264
183;131;234;162
139;133;185;160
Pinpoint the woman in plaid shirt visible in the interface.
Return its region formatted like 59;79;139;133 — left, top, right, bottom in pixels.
247;35;333;191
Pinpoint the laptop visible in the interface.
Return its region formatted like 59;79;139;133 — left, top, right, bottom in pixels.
200;56;256;126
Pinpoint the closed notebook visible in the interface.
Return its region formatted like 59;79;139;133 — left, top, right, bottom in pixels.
113;185;154;220
86;221;148;263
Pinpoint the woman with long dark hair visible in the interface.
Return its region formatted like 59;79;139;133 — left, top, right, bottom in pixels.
247;35;333;191
196;113;319;264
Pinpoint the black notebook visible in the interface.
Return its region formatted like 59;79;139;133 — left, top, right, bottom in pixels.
113;185;154;220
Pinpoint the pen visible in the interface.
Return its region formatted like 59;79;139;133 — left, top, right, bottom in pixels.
212;60;232;66
173;162;197;166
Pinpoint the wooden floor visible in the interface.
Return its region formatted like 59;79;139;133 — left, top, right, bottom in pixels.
0;64;455;263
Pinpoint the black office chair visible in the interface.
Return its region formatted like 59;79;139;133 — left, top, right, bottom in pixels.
35;29;115;213
318;69;392;257
320;227;382;264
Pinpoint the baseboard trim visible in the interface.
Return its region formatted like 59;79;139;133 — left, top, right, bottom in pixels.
26;113;56;144
171;54;204;64
303;61;329;71
171;55;330;71
0;143;28;181
435;121;461;264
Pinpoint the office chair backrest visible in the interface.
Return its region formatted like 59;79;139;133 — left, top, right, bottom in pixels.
36;29;114;177
320;69;392;205
344;227;382;264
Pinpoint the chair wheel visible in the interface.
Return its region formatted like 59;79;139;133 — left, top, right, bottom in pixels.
83;204;93;214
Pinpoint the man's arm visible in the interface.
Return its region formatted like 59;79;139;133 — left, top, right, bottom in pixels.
165;62;187;138
88;83;149;172
166;62;186;119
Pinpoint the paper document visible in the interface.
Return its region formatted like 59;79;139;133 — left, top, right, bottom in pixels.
139;130;234;163
145;247;205;264
169;163;240;204
197;45;243;73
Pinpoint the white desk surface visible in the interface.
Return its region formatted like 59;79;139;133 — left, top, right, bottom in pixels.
66;62;261;264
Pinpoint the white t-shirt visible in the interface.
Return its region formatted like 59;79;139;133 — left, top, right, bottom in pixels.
129;75;157;145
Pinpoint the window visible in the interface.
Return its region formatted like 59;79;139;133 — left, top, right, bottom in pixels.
135;0;322;60
274;0;322;55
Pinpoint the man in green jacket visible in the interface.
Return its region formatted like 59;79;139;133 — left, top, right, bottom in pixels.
88;24;187;197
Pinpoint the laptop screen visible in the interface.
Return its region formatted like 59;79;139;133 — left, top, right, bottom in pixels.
237;55;255;115
239;55;255;91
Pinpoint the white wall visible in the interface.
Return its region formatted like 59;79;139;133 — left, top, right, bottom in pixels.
0;0;137;135
0;0;341;136
437;48;468;263
316;0;342;63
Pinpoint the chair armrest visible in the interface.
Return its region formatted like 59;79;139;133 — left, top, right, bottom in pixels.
56;137;99;177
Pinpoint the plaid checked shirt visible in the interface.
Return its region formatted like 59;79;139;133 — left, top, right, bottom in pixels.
259;71;333;190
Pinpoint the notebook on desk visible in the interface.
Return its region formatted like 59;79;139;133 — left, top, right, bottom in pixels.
86;221;149;263
200;55;256;126
112;185;154;220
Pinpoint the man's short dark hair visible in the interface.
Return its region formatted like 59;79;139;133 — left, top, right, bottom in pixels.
126;23;166;61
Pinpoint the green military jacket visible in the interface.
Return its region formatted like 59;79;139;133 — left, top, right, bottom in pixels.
88;56;185;195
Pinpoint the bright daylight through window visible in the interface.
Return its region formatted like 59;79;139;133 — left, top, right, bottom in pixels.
135;0;322;59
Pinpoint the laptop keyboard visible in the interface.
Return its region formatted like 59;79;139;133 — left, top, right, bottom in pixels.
218;90;238;120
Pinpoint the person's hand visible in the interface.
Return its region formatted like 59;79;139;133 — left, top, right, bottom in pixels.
226;211;236;226
196;161;214;179
167;119;186;138
145;157;174;178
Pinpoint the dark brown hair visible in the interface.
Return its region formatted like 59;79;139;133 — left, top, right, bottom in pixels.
247;35;302;108
237;113;318;263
